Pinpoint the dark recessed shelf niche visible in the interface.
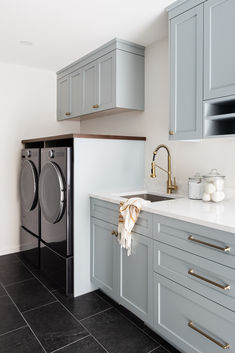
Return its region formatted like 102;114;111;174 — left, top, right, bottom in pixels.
204;95;235;137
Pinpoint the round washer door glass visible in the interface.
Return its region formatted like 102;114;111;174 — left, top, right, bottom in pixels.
20;160;38;212
39;162;65;224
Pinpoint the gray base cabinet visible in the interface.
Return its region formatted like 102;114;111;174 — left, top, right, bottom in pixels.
91;197;235;353
90;217;119;301
154;274;235;353
90;198;153;326
57;38;145;120
119;232;153;325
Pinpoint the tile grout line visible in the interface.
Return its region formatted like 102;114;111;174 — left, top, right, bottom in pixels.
17;257;176;353
22;300;58;314
0;279;47;353
4;277;34;288
0;325;28;338
80;307;113;322
17;257;110;353
95;291;161;349
50;334;91;353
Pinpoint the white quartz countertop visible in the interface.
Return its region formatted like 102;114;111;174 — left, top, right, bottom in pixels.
90;190;235;234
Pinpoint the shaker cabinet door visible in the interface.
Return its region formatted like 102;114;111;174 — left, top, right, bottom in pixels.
90;217;118;301
119;232;153;325
169;4;203;140
96;52;116;111
70;69;83;118
57;76;70;120
83;61;97;115
204;0;235;100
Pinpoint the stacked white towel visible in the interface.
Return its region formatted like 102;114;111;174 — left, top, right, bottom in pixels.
118;197;150;256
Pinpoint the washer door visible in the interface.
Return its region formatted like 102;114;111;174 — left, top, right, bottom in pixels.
39;162;65;224
20;160;38;212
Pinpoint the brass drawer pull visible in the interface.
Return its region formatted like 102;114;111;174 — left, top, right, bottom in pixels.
169;130;175;135
188;269;230;291
92;104;99;109
65;112;71;116
188;321;230;349
112;230;118;237
188;235;231;253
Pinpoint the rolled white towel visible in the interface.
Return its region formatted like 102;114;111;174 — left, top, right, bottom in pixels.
202;193;211;202
204;182;216;194
211;191;225;202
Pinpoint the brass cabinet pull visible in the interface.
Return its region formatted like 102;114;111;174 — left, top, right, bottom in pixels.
65;112;71;116
188;269;231;291
188;321;230;349
92;104;99;109
112;230;118;237
188;235;231;253
169;130;175;135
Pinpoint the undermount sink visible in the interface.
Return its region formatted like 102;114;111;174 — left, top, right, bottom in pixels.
122;193;174;202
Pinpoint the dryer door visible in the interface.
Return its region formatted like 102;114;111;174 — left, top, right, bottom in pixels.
39;162;65;224
20;160;38;212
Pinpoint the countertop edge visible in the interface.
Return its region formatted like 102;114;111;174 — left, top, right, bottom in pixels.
90;193;235;234
22;133;146;144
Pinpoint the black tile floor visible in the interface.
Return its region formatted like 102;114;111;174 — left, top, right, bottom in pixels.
0;253;181;353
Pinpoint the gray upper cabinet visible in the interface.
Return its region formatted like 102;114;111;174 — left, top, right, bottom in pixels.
169;4;203;140
204;0;235;100
96;52;116;112
167;0;235;140
83;61;97;115
70;69;83;118
57;38;145;120
57;76;70;120
57;69;82;120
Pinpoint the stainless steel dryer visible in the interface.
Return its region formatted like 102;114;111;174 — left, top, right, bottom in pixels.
20;148;40;236
39;147;73;295
20;148;40;267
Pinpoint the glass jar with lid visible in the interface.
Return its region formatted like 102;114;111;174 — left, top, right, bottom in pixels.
188;173;203;200
202;169;225;202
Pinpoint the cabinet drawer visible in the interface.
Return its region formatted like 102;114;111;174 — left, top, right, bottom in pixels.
154;274;235;353
91;198;119;225
153;215;235;269
154;241;235;311
91;198;152;237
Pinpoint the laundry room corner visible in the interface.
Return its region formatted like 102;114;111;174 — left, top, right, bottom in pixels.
0;62;81;256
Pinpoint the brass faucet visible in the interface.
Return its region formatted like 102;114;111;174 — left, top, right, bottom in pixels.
150;144;177;194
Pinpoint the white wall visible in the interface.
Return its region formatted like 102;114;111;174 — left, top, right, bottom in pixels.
80;38;235;193
0;62;80;255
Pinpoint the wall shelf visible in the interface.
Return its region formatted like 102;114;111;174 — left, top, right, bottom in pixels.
204;95;235;137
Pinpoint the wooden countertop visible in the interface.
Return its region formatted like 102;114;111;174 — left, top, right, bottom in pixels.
22;133;146;144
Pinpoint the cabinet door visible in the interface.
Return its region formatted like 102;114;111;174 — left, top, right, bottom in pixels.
96;52;116;111
70;69;83;118
169;4;203;140
57;76;70;120
119;233;153;325
204;0;235;100
90;217;118;300
83;61;97;115
154;274;235;353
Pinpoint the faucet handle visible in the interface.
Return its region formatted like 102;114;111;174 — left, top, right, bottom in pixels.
173;177;177;190
151;162;156;178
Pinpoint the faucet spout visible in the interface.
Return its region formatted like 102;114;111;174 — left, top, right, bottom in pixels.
150;144;177;194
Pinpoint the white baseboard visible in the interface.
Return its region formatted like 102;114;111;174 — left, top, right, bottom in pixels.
0;245;21;256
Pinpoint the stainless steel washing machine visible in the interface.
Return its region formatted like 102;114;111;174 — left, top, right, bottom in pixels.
39;147;73;295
